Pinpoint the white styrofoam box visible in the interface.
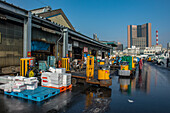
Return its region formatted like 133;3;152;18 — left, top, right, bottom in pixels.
4;88;12;92
13;85;26;89
41;79;62;85
55;68;66;74
7;76;15;81
0;84;6;90
13;88;25;92
62;73;71;86
4;83;14;92
41;82;51;86
25;80;38;85
26;83;38;90
42;73;62;81
41;72;52;79
24;77;37;82
14;76;26;81
51;73;63;80
49;67;56;73
13;85;26;91
50;83;62;88
5;83;13;88
0;75;14;84
9;81;15;84
14;81;25;85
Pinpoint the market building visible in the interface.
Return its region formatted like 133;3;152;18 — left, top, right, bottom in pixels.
0;1;112;70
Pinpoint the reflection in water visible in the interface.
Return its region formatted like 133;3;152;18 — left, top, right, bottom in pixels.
83;86;112;113
118;76;136;95
119;64;151;95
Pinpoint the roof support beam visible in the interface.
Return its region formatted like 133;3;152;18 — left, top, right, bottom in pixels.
0;1;27;16
68;29;112;49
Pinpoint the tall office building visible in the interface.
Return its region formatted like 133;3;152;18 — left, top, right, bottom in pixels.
127;23;151;49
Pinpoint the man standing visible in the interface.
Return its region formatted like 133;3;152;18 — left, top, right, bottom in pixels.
143;58;145;64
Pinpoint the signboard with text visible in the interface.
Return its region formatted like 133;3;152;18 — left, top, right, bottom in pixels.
83;47;88;52
68;44;72;51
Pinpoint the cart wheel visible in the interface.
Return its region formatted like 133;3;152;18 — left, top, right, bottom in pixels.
72;78;77;86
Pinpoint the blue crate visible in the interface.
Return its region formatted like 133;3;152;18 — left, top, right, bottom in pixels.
4;87;60;102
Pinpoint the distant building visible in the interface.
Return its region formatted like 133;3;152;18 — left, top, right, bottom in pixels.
123;46;140;56
167;42;170;50
93;33;99;41
100;41;117;55
114;42;123;51
127;23;152;49
144;45;162;55
100;41;117;47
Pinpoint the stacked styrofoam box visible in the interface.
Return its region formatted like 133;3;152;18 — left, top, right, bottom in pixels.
55;68;71;87
49;67;56;73
62;73;71;86
0;76;15;84
55;68;66;74
4;83;14;92
12;76;26;92
41;68;67;88
41;72;63;88
3;76;39;92
24;77;38;90
3;76;15;92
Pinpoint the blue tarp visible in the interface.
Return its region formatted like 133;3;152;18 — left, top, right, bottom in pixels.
31;41;50;51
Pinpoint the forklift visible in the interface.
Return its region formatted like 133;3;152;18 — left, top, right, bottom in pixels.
118;56;136;76
71;55;112;87
20;58;38;77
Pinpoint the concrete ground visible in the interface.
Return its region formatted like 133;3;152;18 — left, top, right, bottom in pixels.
1;62;170;113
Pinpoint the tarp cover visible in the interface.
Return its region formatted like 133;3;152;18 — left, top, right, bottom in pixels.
31;41;50;51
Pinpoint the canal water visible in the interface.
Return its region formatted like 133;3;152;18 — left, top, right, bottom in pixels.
0;62;170;113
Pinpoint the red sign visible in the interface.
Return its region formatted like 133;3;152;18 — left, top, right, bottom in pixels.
83;47;88;52
27;51;31;57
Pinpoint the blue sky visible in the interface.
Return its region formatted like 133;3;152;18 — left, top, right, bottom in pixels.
6;0;170;48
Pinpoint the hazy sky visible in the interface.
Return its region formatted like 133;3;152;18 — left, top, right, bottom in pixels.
6;0;170;48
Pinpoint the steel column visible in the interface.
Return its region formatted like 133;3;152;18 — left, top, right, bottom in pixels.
27;12;32;54
23;11;32;57
57;36;63;61
63;28;68;57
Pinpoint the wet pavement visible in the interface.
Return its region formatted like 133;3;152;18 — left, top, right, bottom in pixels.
1;62;170;113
